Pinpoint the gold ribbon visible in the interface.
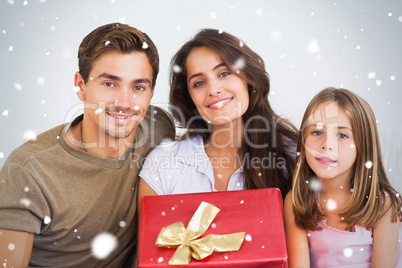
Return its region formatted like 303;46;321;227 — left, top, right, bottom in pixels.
155;201;246;265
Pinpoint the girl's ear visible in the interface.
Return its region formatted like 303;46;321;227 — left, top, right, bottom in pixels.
74;72;86;101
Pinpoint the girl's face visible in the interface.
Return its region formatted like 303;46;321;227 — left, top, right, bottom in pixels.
304;101;357;183
185;46;249;126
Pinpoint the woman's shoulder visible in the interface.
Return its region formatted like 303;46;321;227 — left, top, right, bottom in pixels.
148;135;204;157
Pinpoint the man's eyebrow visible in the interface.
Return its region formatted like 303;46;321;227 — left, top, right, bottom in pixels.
187;63;227;83
97;73;121;81
133;78;151;85
97;74;151;85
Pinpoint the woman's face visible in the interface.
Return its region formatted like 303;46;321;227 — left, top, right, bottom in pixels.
185;46;249;126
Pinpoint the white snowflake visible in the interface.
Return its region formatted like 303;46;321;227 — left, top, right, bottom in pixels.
8;243;16;251
365;161;373;169
343;247;353;258
210;12;218;19
20;198;31;207
367;72;376;79
173;65;182;73
245;234;252;241
233;57;246;70
23;129;37;141
37;76;45;86
307;39;320;54
91;232;118;260
14;82;22;91
44;216;51;224
326;199;337;211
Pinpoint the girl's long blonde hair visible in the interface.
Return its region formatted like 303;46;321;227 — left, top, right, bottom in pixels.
292;87;401;231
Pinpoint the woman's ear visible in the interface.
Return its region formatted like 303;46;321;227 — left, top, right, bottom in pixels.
74;72;86;101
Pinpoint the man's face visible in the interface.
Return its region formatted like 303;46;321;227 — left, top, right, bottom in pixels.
75;51;154;142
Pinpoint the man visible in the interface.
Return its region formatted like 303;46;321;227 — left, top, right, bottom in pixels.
0;23;175;267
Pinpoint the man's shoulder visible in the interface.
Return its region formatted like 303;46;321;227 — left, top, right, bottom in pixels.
141;105;176;140
6;123;67;166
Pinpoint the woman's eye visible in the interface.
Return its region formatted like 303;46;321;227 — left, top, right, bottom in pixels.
312;131;323;136
338;133;348;139
220;72;230;78
194;81;205;87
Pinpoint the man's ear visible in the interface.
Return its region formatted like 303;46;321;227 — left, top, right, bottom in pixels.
74;72;86;101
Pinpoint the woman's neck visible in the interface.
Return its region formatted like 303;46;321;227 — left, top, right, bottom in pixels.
206;119;244;154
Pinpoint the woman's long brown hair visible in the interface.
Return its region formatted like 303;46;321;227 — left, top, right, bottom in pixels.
169;29;298;198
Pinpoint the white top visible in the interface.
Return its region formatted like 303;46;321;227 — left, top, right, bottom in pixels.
139;135;245;194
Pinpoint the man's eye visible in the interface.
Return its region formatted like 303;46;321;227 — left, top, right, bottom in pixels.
135;86;145;91
104;82;115;87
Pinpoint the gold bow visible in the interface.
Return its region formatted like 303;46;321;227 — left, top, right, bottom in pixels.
155;201;246;265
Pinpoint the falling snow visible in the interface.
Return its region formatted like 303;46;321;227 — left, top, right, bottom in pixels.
367;72;376;79
326;199;337;211
307;39;320;54
210;12;217;19
14;82;23;91
37;76;45;86
271;29;283;41
2;110;9;117
234;57;246;70
245;234;252;241
309;178;322;192
44;216;51;224
173;65;182;73
365;161;373;169
23;129;37;141
8;243;16;251
20;198;31;207
343;247;353;258
142;42;149;49
91;232;118;260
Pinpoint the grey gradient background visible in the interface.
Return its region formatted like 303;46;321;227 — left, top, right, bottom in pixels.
0;0;401;191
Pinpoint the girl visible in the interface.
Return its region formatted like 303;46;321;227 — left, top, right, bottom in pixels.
138;29;297;198
285;87;402;267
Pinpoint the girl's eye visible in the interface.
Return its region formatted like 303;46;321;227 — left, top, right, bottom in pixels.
312;130;323;136
220;72;230;78
104;82;115;87
338;133;348;139
194;81;205;88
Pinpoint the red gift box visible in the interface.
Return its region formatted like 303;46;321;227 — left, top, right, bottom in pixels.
138;188;287;267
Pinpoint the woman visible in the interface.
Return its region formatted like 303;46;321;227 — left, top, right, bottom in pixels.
138;29;297;198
